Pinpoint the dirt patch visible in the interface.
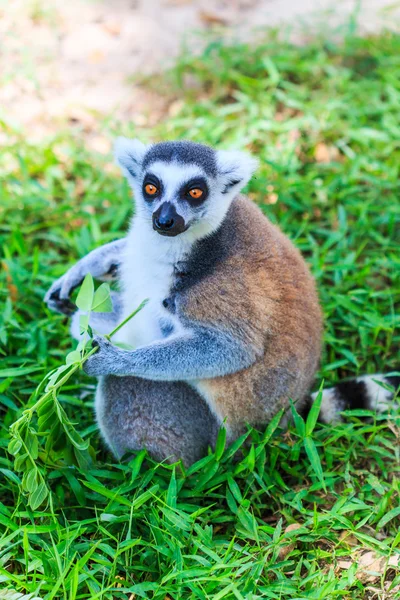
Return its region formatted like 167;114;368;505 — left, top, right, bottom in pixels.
1;0;399;139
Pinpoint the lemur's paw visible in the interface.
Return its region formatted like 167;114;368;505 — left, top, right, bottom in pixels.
45;285;77;315
44;266;86;315
84;335;121;377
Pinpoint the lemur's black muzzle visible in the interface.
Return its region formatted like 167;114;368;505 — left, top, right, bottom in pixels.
152;202;187;237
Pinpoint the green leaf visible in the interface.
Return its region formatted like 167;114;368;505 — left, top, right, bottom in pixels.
0;468;21;485
46;421;65;453
7;437;22;456
37;395;53;417
246;444;256;472
79;313;89;334
215;424;226;461
0;377;13;393
75;273;94;312
45;364;73;391
24;430;39;460
23;468;39;493
66;350;82;365
128;449;146;482
29;481;49;510
91;282;113;313
163;507;192;531
55;400;89;450
74;447;93;471
226;489;238;514
186;454;215;476
306;381;324;436
166;468;177;508
222;432;249;462
237;505;259;541
290;399;306;438
304;436;326;492
0;366;41;379
63;470;87;506
228;475;243;504
64;424;90;451
377;506;400;530
37;405;56;434
132;485;159;510
82;481;133;507
14;453;28;472
262;408;284;444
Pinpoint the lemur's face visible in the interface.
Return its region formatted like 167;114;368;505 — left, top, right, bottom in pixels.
141;161;212;237
115;139;258;240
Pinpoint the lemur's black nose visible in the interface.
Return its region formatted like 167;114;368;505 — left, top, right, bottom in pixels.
152;202;187;236
155;215;174;230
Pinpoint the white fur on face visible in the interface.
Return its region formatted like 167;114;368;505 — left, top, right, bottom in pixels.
126;160;234;245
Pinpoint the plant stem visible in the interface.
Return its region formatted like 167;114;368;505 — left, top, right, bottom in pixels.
106;299;148;340
10;347;98;434
10;299;147;436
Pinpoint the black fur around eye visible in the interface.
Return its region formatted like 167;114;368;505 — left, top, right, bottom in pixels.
143;174;162;200
182;178;209;206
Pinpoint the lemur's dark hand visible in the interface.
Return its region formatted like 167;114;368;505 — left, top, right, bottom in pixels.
84;335;123;377
45;265;87;315
45;283;78;315
44;239;126;315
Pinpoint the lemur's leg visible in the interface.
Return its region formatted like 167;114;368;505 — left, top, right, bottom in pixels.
96;376;219;466
45;239;126;315
84;326;259;380
70;291;123;341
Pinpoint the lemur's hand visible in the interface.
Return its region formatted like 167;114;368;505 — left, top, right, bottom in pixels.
44;239;126;315
45;266;88;315
84;335;123;377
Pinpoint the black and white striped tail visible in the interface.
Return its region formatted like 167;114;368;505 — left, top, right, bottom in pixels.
306;373;400;423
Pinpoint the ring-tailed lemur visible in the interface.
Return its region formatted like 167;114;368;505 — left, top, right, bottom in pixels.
45;139;399;465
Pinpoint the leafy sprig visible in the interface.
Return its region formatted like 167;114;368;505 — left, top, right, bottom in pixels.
8;275;146;510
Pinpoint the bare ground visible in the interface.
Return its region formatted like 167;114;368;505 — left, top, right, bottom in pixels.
0;0;399;140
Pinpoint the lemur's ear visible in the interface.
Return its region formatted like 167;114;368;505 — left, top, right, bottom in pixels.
114;137;148;179
216;150;259;194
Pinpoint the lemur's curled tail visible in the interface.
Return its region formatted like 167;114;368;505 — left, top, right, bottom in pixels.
305;373;400;423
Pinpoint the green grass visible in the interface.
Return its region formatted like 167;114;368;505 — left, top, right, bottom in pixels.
1;26;400;599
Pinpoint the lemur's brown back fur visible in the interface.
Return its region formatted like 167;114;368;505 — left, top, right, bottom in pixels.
179;195;323;437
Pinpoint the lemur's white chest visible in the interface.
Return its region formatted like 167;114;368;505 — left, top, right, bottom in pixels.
114;220;190;348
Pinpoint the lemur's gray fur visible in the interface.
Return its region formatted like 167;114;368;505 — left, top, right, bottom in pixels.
96;376;218;465
45;139;400;465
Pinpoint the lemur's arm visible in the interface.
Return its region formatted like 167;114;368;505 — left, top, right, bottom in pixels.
84;326;260;380
45;239;126;315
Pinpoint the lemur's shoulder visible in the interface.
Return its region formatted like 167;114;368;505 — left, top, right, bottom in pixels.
177;195;275;286
181;193;310;280
179;194;322;348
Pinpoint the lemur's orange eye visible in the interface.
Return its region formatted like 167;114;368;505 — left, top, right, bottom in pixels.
188;188;203;200
145;184;158;196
